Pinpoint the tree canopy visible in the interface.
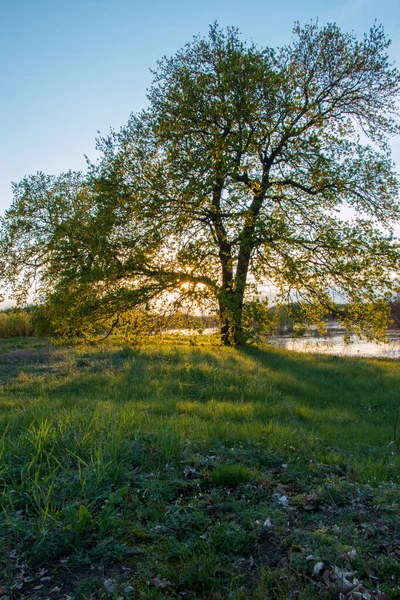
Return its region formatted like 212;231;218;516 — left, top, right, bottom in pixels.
1;22;400;344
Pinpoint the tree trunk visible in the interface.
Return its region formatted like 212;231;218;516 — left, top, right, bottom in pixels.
218;289;245;346
218;233;252;346
214;183;259;345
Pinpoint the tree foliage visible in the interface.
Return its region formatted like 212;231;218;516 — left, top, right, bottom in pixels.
1;22;400;344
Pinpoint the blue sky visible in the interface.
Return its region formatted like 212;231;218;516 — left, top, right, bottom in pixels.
1;0;399;215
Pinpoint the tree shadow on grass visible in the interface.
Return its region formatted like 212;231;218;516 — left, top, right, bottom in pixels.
1;340;398;437
240;343;399;404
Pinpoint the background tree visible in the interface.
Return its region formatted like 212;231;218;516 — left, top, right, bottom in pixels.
1;22;400;344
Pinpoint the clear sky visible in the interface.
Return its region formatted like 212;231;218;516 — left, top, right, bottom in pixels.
1;0;399;216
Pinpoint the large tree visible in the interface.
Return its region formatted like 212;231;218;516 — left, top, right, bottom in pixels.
1;22;400;344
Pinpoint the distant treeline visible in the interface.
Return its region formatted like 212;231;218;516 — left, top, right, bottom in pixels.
270;301;400;334
0;309;34;338
1;301;399;339
389;300;400;329
0;306;52;339
0;306;216;340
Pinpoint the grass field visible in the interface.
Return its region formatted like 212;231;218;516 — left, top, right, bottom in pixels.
0;336;399;599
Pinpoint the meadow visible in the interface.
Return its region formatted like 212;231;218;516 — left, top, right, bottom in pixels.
0;336;399;599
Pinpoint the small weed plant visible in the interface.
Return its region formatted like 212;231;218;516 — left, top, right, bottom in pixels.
209;463;258;487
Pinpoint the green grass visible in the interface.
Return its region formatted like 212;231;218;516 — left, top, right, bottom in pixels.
0;336;399;599
209;464;258;487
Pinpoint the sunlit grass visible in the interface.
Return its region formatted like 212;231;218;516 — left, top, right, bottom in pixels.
0;338;398;477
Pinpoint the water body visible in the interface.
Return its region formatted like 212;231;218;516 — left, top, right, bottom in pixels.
269;331;400;358
169;327;400;358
